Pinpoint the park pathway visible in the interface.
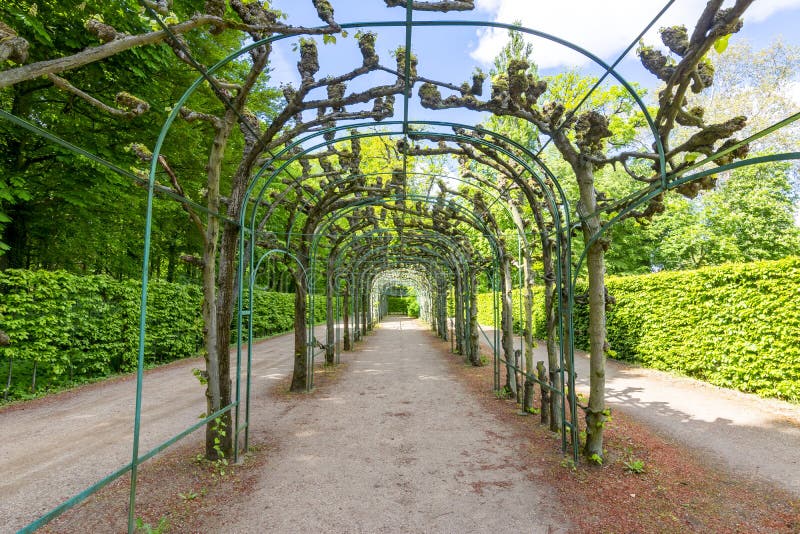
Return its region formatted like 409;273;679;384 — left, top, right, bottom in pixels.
215;316;569;533
480;325;800;497
0;326;326;533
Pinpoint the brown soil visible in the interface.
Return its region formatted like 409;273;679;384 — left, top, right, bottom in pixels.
446;338;800;533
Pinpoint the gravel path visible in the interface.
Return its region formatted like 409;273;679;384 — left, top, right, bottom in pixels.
217;317;569;533
481;326;800;497
0;327;326;533
6;317;798;532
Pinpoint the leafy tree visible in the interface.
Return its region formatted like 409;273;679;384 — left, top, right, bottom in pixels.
418;4;756;461
650;161;800;269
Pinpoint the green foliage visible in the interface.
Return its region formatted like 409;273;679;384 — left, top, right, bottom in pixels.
602;257;800;402
560;456;576;470
387;296;418;316
135;516;170;534
647;163;800;271
589;453;603;466
249;291;326;338
475;287;547;338
0;269;321;402
493;387;512;399
407;299;420;318
178;490;199;502
476;257;800;402
624;458;646;474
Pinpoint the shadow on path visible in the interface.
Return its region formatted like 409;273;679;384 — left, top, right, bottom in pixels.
220;316;569;533
479;327;800;497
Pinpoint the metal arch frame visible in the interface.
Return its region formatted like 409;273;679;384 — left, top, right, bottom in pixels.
247;124;580;456
353;256;443;322
368;260;447;325
371;268;435;314
327;227;474;327
352;248;454;322
244;123;577;408
9;3;800;530
314;201;484;346
347;247;454;336
372;269;435;308
313;231;467;381
328;228;471;348
259;189;491;395
268;167;537;272
238;247;311;453
300;191;504;349
279;169;526;247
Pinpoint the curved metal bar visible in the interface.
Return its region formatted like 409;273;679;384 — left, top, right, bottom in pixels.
237;248;312;451
573;152;800;288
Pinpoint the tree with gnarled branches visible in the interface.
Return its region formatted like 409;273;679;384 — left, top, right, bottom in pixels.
414;1;756;460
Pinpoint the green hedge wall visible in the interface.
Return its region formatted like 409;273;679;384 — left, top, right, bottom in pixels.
250;290;326;338
387;296;419;316
603;257;800;402
475;257;800;402
475;287;546;337
0;269;325;401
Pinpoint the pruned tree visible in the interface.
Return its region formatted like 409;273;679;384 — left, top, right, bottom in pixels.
415;0;755;461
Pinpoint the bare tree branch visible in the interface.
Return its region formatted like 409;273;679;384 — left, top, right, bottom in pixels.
384;0;475;11
46;74;148;118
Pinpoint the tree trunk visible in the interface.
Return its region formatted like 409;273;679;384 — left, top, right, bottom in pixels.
438;281;447;339
325;272;335;364
544;251;561;433
290;264;309;391
468;270;481;366
343;285;351;350
361;290;368;335
508;193;536;411
454;274;464;354
501;255;516;396
575;163;607;462
583;238;607;461
201;117;236;461
521;244;535;409
353;282;360;341
537;361;549;426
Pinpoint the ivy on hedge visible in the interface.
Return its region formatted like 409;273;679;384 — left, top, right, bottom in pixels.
0;269;325;401
474;257;800;402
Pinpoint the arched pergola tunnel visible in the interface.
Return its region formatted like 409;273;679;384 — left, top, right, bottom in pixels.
4;1;799;531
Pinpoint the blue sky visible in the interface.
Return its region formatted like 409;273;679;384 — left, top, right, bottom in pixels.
266;0;800;127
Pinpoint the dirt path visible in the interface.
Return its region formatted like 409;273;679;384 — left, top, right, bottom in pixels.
215;317;568;533
0;327;326;533
480;326;800;497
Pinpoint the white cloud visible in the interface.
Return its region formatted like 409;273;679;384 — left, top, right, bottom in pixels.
471;0;800;69
787;81;800;105
746;0;800;21
268;44;300;86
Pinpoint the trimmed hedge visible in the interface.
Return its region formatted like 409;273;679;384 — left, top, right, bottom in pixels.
250;290;326;338
475;287;546;337
0;269;324;401
603;257;800;402
475;257;800;402
387;296;419;316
